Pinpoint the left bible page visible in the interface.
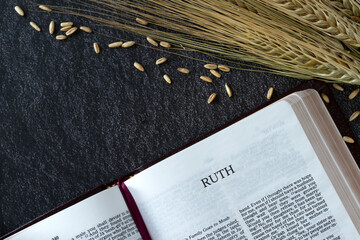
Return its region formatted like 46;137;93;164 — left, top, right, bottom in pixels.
5;186;142;240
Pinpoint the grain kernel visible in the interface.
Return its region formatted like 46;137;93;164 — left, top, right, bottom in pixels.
134;62;144;72
39;5;52;12
93;42;100;54
343;136;355;144
146;37;158;47
321;93;329;103
210;69;221;78
200;76;213;83
108;42;123;48
218;65;230;72
349;111;360;121
30;22;41;32
163;74;171;84
204;64;217;70
267;87;274;100
61;22;73;27
156;57;167;65
207;93;217;104
136;17;148;25
122;41;135;48
349;88;359;99
177;68;190;74
49;21;55;34
332;83;344;91
80;26;92;33
225;84;232;97
60;26;72;32
56;35;67;40
66;27;78;36
160;41;171;48
15;6;24;16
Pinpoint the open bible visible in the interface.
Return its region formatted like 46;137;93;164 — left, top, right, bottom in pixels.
2;81;360;240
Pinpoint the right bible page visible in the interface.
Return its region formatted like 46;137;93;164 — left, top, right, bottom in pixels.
125;100;359;240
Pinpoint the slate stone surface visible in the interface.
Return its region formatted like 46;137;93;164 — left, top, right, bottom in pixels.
0;0;359;237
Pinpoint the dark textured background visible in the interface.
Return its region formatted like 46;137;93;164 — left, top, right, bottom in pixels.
1;0;359;237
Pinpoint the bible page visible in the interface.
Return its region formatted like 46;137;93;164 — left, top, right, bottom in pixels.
6;186;142;240
125;101;359;240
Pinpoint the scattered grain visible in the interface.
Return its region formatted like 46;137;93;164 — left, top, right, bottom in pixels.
93;42;100;54
160;41;171;48
136;17;148;25
343;136;355;144
332;83;344;91
122;41;135;48
204;64;217;70
267;87;274;100
156;57;167;65
60;26;72;32
163;74;171;84
30;22;41;32
61;22;73;27
177;68;190;74
210;69;221;78
108;42;123;48
218;65;230;72
39;5;52;12
349;88;359;99
207;93;217;104
321;93;330;103
56;35;67;40
14;6;24;16
349;111;360;121
134;62;144;72
66;27;78;36
225;84;232;97
80;26;92;33
49;21;55;35
200;76;213;83
146;37;158;46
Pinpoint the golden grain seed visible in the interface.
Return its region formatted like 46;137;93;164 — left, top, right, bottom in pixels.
60;26;72;32
160;41;171;48
204;64;217;70
39;5;52;12
56;35;67;40
61;22;73;27
80;26;92;33
14;6;24;16
134;62;144;72
321;93;330;103
343;136;355;144
349;88;359;99
210;69;221;78
156;57;167;65
49;21;55;35
66;27;78;36
218;65;230;72
146;37;158;47
177;68;190;74
349;111;360;121
108;42;123;48
122;41;135;48
207;93;217;104
200;76;213;83
163;74;171;84
267;87;274;100
136;17;148;25
30;22;41;32
332;83;344;91
93;42;100;54
225;84;232;97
